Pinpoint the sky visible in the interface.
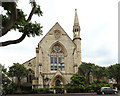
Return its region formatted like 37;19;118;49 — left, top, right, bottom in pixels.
0;0;119;68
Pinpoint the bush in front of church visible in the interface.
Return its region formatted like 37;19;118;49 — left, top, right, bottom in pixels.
64;73;86;93
32;88;51;94
85;80;111;93
2;82;17;94
64;74;111;93
20;82;32;92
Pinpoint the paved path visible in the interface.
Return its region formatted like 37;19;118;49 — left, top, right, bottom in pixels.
5;93;120;96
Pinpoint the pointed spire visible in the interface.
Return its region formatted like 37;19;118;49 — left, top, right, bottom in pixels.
74;9;79;25
73;9;80;39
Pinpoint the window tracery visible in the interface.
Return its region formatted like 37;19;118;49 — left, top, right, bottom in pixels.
50;44;65;71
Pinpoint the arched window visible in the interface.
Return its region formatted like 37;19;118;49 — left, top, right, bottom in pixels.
75;28;79;36
27;69;35;83
50;44;65;71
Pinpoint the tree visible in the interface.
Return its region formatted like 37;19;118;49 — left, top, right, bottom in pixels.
8;63;29;90
107;64;120;84
92;65;106;81
1;64;11;94
78;62;95;84
71;73;86;89
1;1;43;47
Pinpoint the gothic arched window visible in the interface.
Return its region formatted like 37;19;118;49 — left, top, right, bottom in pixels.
27;69;34;83
50;44;65;71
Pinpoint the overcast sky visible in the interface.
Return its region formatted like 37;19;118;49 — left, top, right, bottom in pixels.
0;0;119;68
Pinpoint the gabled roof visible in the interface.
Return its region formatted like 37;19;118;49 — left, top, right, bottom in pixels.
23;57;36;65
38;22;75;46
49;70;68;85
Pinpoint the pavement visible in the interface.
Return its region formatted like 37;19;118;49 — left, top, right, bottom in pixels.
3;93;120;96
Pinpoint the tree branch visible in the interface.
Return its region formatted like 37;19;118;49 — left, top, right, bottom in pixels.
1;2;17;37
27;2;36;22
0;1;38;47
0;32;27;47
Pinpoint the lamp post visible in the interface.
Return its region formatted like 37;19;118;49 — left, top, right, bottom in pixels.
60;82;63;87
4;81;7;96
60;82;63;94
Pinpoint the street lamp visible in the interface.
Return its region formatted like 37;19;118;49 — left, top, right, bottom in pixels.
60;82;63;87
4;81;7;96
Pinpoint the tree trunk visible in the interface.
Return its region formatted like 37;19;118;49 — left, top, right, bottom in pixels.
116;78;119;85
87;73;90;84
17;77;21;91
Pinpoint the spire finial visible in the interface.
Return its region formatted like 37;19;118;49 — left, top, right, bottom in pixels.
73;9;80;39
74;9;79;25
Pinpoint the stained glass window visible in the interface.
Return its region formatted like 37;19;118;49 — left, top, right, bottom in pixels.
50;44;65;71
55;46;60;52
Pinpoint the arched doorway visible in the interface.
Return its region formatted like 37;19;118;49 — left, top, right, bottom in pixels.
52;75;65;87
55;80;61;86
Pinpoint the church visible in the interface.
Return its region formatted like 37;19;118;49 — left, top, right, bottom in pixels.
23;9;82;88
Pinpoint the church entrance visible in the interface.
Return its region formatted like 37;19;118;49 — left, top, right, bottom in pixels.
55;80;61;86
52;75;65;87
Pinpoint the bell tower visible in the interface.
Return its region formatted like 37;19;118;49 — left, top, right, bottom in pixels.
73;9;82;73
73;9;80;39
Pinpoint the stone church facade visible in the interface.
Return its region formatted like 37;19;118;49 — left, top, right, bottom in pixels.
23;9;82;88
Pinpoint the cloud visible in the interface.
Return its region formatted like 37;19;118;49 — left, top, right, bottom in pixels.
0;0;118;68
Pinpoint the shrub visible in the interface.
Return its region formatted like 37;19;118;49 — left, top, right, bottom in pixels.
93;80;107;84
32;88;50;94
32;88;38;94
54;86;62;89
85;80;111;92
3;83;17;94
21;82;32;91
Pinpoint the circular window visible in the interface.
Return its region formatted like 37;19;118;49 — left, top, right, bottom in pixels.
55;30;61;39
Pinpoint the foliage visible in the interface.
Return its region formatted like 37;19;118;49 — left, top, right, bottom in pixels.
86;80;111;92
2;65;11;94
64;74;111;93
64;83;72;90
21;82;32;91
54;86;62;89
1;1;43;46
3;83;17;94
71;73;86;89
8;63;29;90
64;74;86;93
32;88;50;94
92;65;107;81
93;80;107;84
8;63;29;79
2;73;11;87
78;62;95;84
107;63;120;84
